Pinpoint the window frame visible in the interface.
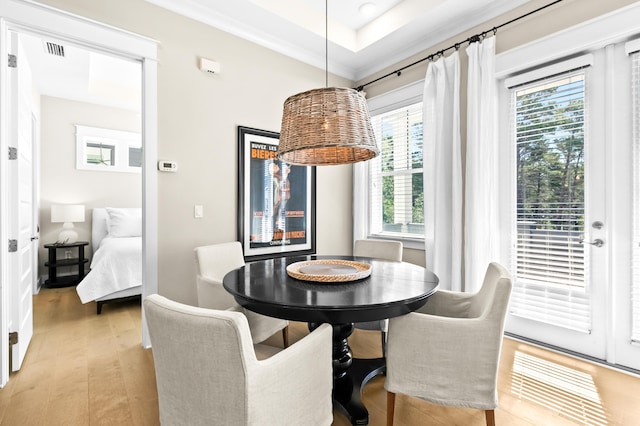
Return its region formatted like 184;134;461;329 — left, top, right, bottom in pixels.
363;80;424;249
629;45;640;345
75;124;141;173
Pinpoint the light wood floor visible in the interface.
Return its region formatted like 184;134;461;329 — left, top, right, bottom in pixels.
1;287;639;425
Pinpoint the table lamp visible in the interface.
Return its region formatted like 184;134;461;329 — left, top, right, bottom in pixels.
51;204;85;244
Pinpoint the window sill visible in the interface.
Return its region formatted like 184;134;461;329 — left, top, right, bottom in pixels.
367;233;425;250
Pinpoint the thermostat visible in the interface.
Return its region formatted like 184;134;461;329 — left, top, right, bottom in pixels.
158;160;178;172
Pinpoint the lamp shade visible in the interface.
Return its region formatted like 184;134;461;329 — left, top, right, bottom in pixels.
277;87;379;166
51;204;85;223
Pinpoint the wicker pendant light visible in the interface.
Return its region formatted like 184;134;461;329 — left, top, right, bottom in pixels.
277;1;379;166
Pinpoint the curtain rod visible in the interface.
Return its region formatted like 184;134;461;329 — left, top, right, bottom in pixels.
355;0;565;92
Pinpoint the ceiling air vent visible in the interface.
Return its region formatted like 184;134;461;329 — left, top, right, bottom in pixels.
45;42;65;57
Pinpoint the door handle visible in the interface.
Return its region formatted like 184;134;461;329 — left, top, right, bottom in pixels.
580;238;603;247
30;236;39;241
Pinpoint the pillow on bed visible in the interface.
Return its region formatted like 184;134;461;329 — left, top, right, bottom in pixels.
106;207;142;237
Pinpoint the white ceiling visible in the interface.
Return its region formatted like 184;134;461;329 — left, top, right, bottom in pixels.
20;0;534;110
146;0;533;81
20;32;142;111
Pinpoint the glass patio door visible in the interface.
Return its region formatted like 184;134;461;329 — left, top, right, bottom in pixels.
496;11;640;370
503;56;608;359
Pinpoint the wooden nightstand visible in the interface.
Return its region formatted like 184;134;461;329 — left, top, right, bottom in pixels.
44;241;89;287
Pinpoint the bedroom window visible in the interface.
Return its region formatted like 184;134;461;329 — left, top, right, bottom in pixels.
76;125;141;173
86;142;115;166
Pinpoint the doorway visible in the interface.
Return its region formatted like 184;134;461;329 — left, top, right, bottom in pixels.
0;0;158;387
504;60;608;359
19;29;144;282
18;29;143;365
496;13;640;371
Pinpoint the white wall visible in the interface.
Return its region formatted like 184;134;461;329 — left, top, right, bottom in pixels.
35;0;635;300
38;0;354;305
39;96;141;275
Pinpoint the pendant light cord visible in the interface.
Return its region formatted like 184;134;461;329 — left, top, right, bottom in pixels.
325;0;328;88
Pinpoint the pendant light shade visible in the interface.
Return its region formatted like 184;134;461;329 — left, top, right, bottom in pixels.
277;87;379;166
277;0;378;166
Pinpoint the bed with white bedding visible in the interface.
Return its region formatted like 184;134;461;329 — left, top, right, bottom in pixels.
76;207;142;314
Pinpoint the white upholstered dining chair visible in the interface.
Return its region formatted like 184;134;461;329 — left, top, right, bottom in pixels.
144;294;333;426
384;262;512;426
353;239;403;356
194;241;289;346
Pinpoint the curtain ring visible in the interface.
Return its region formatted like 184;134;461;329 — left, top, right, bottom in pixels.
493;27;497;35
454;43;460;50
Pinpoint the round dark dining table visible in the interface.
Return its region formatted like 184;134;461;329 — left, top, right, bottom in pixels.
223;255;439;426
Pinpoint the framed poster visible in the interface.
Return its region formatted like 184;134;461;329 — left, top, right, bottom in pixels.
237;126;316;260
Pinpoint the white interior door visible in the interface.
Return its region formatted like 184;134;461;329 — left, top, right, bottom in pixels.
29;112;38;295
8;31;35;371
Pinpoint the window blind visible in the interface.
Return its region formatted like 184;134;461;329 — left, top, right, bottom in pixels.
631;51;640;344
369;103;424;237
509;69;591;333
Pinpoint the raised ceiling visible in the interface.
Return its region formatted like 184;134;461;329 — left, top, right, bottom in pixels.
20;0;535;110
146;0;533;81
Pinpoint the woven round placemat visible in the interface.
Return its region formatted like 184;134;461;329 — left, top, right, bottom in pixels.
286;259;372;283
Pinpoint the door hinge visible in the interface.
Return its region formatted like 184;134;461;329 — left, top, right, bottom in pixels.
8;147;17;160
8;239;17;253
7;54;16;68
9;332;17;346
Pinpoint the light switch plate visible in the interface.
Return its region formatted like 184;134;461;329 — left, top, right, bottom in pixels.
194;205;204;218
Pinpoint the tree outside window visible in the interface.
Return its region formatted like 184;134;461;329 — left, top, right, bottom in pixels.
371;102;424;237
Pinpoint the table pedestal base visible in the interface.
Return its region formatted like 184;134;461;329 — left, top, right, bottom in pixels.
310;322;386;425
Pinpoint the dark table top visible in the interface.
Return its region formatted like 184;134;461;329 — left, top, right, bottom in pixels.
223;255;439;324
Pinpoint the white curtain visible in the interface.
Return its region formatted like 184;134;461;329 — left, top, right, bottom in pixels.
465;37;499;293
423;52;462;291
